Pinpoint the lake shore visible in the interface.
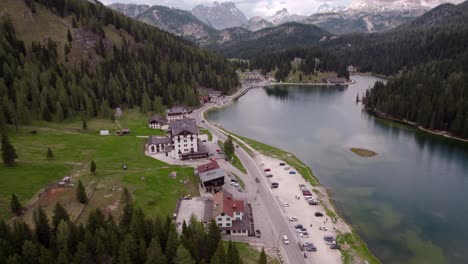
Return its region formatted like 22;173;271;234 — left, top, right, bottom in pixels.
268;80;355;86
367;108;468;144
204;85;381;264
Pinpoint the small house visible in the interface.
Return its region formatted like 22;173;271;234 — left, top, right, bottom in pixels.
100;130;110;136
213;190;250;236
149;115;168;129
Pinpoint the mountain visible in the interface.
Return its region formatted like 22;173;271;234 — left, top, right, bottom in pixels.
396;2;468;29
0;0;238;127
304;10;418;34
218;27;252;44
316;3;347;13
242;16;274;31
214;22;333;58
348;0;465;12
107;3;150;18
266;8;307;25
134;6;218;45
192;1;247;30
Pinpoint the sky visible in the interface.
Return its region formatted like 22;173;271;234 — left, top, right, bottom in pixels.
99;0;353;18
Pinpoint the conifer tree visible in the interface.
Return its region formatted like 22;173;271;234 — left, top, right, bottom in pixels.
10;193;22;216
258;248;267;264
174;245;195;264
210;241;226;264
33;208;51;247
82;120;88;130
165;224;179;264
224;135;235;159
90;160;96;174
52;203;69;231
226;241;241;264
46;148;53;160
67;29;73;43
206;220;221;262
1;135;17;167
76;180;87;204
146;238;166;264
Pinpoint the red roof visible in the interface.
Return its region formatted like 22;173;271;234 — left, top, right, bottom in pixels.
196;160;220;174
213;190;245;217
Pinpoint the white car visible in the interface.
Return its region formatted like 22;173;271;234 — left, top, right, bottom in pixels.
230;182;239;187
289;216;298;221
305;196;314;201
283;202;290;207
300;232;310;238
284;166;290;170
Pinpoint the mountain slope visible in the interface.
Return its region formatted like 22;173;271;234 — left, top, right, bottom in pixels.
107;3;150;18
214;22;332;58
135;5;218;45
0;0;238;128
192;1;247;29
396;2;468;29
242;16;274;31
266;8;307;25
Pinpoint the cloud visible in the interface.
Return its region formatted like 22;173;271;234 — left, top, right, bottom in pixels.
99;0;353;18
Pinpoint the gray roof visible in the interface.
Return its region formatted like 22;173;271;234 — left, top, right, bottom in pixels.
147;136;172;145
199;168;226;183
170;119;199;136
149;115;167;124
166;106;186;115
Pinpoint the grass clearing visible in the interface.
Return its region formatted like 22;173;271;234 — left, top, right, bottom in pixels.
217;140;247;174
222;241;280;264
337;231;381;264
200;127;213;141
0;109;198;221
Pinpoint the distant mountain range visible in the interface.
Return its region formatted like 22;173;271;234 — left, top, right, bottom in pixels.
108;0;465;46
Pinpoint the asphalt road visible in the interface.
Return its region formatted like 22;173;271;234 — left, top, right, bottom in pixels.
194;89;307;264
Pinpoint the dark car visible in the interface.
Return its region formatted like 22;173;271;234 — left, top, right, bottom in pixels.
302;191;312;196
279;162;286;166
330;244;341;250
266;174;273;178
294;224;303;230
308;200;319;205
264;168;271;172
315;212;324;217
324;236;335;242
304;243;317;252
271;182;279;188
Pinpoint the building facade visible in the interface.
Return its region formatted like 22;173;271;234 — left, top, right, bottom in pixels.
148;115;168;129
166;106;189;121
213;190;249;236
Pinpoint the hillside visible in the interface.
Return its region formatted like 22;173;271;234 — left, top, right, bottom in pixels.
214;22;333;58
134;5;218;45
0;0;238;130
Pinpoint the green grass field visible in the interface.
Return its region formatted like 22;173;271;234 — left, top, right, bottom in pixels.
222;241;280;264
0;110;198;221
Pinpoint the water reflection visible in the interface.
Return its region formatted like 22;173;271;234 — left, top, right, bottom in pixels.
207;76;468;264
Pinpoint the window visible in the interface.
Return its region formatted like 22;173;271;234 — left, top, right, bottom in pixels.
233;230;237;233
236;217;240;221
218;218;222;221
226;223;231;227
221;213;225;216
226;218;230;221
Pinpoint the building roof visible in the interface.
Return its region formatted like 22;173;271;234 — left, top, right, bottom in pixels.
213;190;245;218
196;160;220;174
147;136;172;145
170;119;198;136
149;114;167;124
199;168;226;184
166;106;187;115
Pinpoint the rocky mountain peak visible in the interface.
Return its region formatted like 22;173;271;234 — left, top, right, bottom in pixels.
192;1;247;29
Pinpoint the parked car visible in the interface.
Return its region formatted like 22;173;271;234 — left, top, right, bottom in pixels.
308;200;319;205
231;179;238;183
216;149;221;153
271;182;279;188
304;243;317;252
302;191;312;196
201;120;205;123
202;139;207;142
279;162;286;166
264;168;271;172
230;182;239;187
294;224;303;230
289;216;298;221
298;228;307;233
315;212;324;217
305;196;314;201
300;232;309;238
259;162;265;166
330;244;341;250
283;202;290;207
284;167;290;170
324;236;335;242
283;236;290;245
289;171;297;174
298;184;306;188
319;226;327;231
266;174;273;178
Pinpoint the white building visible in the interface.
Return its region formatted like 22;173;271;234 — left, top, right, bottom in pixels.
148;115;168;129
213;190;250;236
146;119;208;160
166;106;189;121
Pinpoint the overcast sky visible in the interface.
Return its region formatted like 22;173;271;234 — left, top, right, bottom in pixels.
99;0;353;18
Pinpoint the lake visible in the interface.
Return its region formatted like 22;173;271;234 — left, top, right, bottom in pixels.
207;76;468;264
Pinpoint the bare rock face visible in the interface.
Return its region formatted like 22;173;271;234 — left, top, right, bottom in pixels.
242;16;274;31
191;2;248;30
266;8;307;25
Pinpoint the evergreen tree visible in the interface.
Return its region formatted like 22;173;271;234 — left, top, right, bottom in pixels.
1;135;17;167
206;221;221;262
33;208;51;247
146;238;166;264
46;148;53;160
258;248;267;264
90;160;96;174
165;224;179;264
210;241;226;264
67;29;73;43
224;136;235;159
76;180;87;204
52;203;70;231
82;120;88;130
10;193;22;216
226;241;241;264
174;245;195;264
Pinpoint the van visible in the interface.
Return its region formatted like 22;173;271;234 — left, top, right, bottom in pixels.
283;235;290;245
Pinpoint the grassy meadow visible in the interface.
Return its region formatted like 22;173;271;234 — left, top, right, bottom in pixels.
0;110;198;222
